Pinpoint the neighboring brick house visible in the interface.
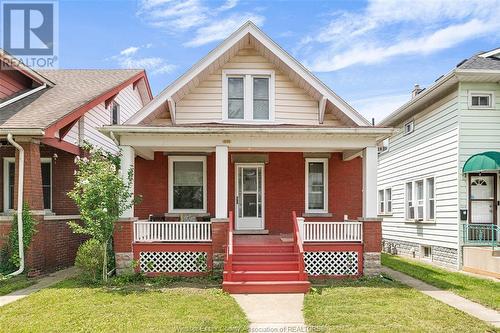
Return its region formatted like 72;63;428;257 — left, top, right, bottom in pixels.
106;22;392;293
0;49;152;274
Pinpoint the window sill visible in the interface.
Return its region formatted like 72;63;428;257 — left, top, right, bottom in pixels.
404;219;436;224
165;212;211;217
303;212;332;218
378;213;393;217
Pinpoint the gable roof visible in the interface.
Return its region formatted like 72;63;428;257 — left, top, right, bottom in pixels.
379;47;500;127
0;69;152;135
127;21;370;126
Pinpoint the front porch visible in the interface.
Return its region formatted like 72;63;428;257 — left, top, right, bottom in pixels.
110;126;385;292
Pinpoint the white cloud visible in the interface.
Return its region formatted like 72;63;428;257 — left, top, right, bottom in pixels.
120;46;139;56
112;45;176;75
301;0;500;72
184;14;264;47
138;0;264;47
350;93;411;123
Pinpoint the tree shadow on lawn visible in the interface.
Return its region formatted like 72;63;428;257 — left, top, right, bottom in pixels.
48;272;225;296
309;274;414;294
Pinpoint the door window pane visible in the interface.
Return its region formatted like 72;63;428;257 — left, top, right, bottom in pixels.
173;161;204;210
243;194;257;217
470;176;494;199
41;162;51;210
253;77;269;119
228;77;244;119
243;168;257;191
308;162;325;210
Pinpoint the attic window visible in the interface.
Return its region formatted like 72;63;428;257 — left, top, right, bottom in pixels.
469;92;493;109
223;70;275;122
404;120;414;135
110;101;120;125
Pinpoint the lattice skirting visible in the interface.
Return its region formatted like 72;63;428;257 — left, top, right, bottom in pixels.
139;251;208;273
304;251;359;276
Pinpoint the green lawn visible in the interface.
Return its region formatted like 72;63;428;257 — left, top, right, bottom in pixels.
382;253;500;310
0;275;36;296
304;277;495;333
0;276;249;332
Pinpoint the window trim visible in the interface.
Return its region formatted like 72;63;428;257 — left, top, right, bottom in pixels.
378;187;392;215
468;91;494;109
403;120;414;135
3;157;52;212
110;101;121;125
305;158;329;214
222;69;275;122
405;176;435;222
3;157;15;212
421;245;432;260
167;156;207;214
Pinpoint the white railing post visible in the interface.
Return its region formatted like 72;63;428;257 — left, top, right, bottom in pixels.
297;217;305;243
133;221;212;242
301;221;363;242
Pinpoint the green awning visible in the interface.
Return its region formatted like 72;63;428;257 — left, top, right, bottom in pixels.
463;151;500;173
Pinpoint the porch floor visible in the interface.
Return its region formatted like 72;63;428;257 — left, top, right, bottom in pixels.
233;235;292;246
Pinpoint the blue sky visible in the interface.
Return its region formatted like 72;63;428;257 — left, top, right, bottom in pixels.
58;0;500;122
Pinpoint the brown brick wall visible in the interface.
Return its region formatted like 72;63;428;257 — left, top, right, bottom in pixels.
113;220;133;253
363;220;382;253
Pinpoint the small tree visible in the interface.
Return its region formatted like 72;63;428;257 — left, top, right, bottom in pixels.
68;144;135;282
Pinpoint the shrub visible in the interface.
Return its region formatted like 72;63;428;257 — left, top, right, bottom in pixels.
75;239;104;281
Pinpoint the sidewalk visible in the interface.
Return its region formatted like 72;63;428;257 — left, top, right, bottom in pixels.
382;267;500;328
0;267;78;307
232;293;307;332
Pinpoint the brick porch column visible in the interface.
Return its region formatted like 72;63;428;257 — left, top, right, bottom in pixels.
14;139;45;275
211;218;228;271
113;218;136;275
360;217;382;275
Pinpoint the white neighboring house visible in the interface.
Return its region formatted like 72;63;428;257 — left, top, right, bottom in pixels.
378;48;500;277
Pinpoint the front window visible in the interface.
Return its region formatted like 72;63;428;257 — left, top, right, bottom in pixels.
223;70;274;121
3;158;52;211
228;77;244;119
168;156;206;213
41;160;52;210
305;158;328;213
378;190;384;214
385;188;392;213
426;178;435;220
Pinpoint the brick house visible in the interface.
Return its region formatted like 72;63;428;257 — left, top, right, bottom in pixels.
0;49;152;274
106;22;392;293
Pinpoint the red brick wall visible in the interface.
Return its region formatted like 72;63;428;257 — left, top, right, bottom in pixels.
113;220;133;252
133;152;363;234
228;152;363;234
134;153;216;219
363;220;382;252
0;222;11;249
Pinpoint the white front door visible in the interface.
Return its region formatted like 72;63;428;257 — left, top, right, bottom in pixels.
235;164;264;230
469;174;497;224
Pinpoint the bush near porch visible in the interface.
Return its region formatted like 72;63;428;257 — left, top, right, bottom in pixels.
0;275;249;332
382;253;500;311
304;277;495;332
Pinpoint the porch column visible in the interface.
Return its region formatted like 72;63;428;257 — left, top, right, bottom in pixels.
215;145;229;219
362;146;378;218
120;145;135;218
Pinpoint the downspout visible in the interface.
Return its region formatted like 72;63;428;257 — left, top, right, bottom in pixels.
7;133;25;276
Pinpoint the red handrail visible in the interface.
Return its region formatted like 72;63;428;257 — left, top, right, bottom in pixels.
225;211;234;281
292;211;307;280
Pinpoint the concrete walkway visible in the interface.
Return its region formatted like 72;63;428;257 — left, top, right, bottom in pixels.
382;267;500;328
232;293;307;332
0;266;78;307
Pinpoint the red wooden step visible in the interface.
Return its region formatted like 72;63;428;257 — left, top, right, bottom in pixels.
233;244;295;253
224;270;302;282
222;280;311;294
232;253;298;262
230;261;299;271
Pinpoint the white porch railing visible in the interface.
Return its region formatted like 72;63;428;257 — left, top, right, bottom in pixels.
298;219;363;242
134;221;212;242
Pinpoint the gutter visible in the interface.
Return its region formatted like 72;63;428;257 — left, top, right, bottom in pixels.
6;134;25;277
0;84;47;109
100;125;394;136
0;129;44;136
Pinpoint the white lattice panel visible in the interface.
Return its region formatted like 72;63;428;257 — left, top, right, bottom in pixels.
139;251;208;273
304;251;358;276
